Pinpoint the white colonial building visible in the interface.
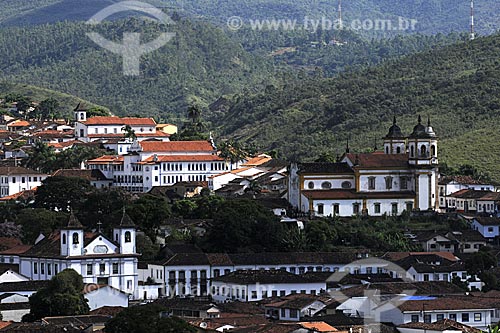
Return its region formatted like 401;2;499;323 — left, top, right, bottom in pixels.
288;116;439;217
12;212;140;298
0;167;47;198
73;103;170;143
87;140;237;192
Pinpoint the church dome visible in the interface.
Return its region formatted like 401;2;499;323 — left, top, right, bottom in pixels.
385;116;404;138
408;115;428;138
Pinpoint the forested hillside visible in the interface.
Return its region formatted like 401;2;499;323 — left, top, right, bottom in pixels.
2;0;499;36
0;82;107;115
0;18;456;119
215;34;500;180
0;19;277;120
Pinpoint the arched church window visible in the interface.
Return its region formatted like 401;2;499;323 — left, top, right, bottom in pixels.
62;234;66;245
125;231;131;243
72;232;79;245
420;145;427;157
385;146;389;154
431;145;436;157
308;182;315;189
410;145;414;158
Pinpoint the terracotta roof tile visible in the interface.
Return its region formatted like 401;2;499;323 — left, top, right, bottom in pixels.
140;140;215;153
141;155;224;163
397;296;493;311
87;155;124;164
82;116;156;126
345;153;409;168
52;169;110;181
87;131;169;138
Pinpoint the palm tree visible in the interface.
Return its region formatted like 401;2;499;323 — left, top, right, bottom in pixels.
25;140;56;173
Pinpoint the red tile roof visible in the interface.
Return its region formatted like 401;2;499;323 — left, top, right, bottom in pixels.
33;130;74;138
0;238;23;251
87;155;124;164
87;131;169;138
397;296;493;312
141;155;224;163
82;116;156;126
0;322;12;330
140;140;216;153
345;153;409;168
7;120;30;127
398;319;481;333
383;252;458;262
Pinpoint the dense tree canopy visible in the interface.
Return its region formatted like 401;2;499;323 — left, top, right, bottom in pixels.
27;269;89;320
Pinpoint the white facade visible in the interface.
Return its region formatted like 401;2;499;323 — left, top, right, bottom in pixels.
472;218;500;238
0;167;47;198
84;286;128;311
0;270;29;284
16;213;140;299
288;117;440;217
211;280;326;303
378;301;493;330
87;140;237;193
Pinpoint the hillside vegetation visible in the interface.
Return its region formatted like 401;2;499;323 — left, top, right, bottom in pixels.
0;19;277;121
215;34;500;181
2;0;499;36
0;18;457;120
0;82;107;115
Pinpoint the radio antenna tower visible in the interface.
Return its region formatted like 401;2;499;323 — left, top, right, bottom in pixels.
338;0;343;30
470;0;475;40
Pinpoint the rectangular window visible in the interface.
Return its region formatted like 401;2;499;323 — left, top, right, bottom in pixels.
213;269;220;277
251;291;257;299
33;263;38;274
462;313;469;322
281;309;286;317
99;264;105;275
368;177;376;190
374;203;381;214
55;264;58;274
401;176;408;190
391;203;398;215
112;263;118;274
474;313;482;322
385;176;393;190
127;280;132;290
424;314;431;323
449;314;457;321
47;264;51;275
87;264;93;275
41;263;45;274
317;204;324;215
333;204;339;215
290;309;298;319
437;314;444;321
353;203;360;215
22;177;25;183
411;315;419;322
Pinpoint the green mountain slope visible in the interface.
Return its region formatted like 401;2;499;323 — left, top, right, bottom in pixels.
215;34;500;180
0;19;277;120
2;0;499;36
0;82;107;115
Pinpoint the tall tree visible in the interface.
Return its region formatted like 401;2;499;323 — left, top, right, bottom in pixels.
38;97;60;120
35;176;95;212
27;269;89;320
25;141;56;173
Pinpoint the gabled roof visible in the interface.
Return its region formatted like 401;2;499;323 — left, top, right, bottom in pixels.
439;175;492;186
139;140;215;153
141;154;224;163
450;189;493;199
82;116;156;126
473;217;500;226
86;155;124;164
52;169;110;181
342;281;465;298
0;166;43;175
398;319;481;333
298;162;353;174
396;296;493;312
344;153;409;168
